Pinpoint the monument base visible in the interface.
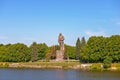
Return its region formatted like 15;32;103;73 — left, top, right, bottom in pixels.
56;50;64;61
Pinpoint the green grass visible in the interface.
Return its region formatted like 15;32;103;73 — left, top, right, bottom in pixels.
0;61;80;69
90;63;102;71
22;61;80;66
17;61;80;69
0;62;9;67
111;63;120;71
112;63;120;67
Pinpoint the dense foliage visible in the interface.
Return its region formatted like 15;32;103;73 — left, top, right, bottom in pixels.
65;44;76;59
75;37;86;60
0;43;31;62
45;45;59;60
103;56;112;68
0;35;119;63
0;42;48;62
45;44;76;60
80;35;120;63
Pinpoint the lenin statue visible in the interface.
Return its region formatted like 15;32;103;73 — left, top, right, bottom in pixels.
58;33;64;51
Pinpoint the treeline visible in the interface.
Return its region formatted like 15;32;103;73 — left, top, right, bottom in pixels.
0;42;48;62
0;42;76;62
80;35;120;63
0;35;120;63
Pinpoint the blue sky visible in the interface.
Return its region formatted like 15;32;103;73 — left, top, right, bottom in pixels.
0;0;120;46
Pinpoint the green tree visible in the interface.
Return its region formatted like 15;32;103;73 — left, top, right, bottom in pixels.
76;38;81;60
84;36;106;62
0;44;8;62
6;43;30;62
64;45;68;59
0;44;4;47
30;42;38;62
45;47;52;61
37;43;48;60
80;35;120;63
81;37;86;47
103;56;113;68
106;35;120;62
45;45;59;60
65;44;76;59
80;45;90;63
51;46;56;59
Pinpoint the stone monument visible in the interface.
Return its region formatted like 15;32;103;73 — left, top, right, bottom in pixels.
56;33;64;61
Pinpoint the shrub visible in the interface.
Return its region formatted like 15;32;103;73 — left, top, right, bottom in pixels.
103;57;112;68
0;63;9;67
90;63;102;70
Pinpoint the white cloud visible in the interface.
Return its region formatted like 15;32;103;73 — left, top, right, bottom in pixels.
85;30;106;37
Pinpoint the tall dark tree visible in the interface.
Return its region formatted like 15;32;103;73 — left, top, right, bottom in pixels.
81;37;86;47
30;42;38;62
76;37;81;60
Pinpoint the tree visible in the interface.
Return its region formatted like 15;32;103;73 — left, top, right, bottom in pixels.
80;45;90;63
0;35;119;63
80;35;120;63
45;45;59;60
64;45;68;59
37;43;48;60
0;44;8;62
30;42;38;62
103;56;113;68
81;36;106;63
6;43;30;62
81;37;86;47
0;44;4;47
51;46;56;59
106;35;120;62
76;38;81;60
45;47;52;61
65;44;76;59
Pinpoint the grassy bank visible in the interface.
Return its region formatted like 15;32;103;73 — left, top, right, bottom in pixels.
0;61;80;69
20;61;80;69
89;63;102;70
0;62;120;71
89;63;120;71
0;62;9;67
111;63;120;71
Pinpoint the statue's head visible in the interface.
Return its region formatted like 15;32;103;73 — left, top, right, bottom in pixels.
59;33;62;36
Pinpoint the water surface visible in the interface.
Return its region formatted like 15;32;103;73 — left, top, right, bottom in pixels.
0;68;120;80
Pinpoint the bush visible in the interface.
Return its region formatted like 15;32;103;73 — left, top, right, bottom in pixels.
0;63;9;67
90;63;102;70
103;57;112;68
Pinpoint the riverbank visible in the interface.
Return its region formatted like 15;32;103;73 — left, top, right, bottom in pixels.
0;61;80;69
0;62;120;71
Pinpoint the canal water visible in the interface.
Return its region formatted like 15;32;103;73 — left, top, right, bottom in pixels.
0;68;120;80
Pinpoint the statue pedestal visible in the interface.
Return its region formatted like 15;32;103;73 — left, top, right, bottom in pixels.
56;50;64;61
